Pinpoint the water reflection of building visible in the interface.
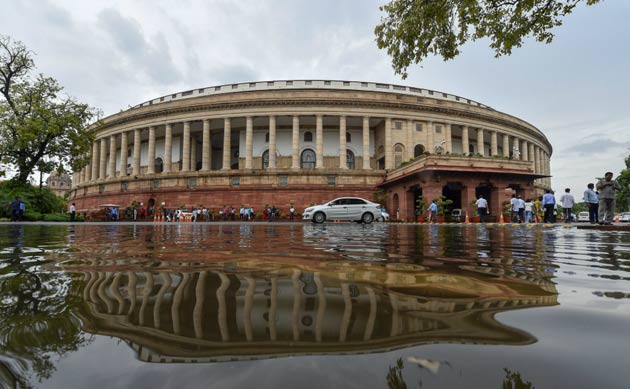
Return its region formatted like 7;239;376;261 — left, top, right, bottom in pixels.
72;264;557;363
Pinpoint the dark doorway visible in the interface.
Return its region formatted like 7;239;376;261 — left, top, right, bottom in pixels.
378;157;385;170
442;182;462;211
148;198;155;217
475;184;492;212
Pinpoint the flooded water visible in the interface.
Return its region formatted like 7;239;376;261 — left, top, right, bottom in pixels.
1;223;629;389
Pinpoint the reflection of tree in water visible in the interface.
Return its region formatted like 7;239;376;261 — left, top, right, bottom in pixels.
0;225;92;389
386;358;408;389
502;368;534;389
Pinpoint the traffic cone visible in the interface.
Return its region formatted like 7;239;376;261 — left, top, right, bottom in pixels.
499;212;505;224
465;210;470;224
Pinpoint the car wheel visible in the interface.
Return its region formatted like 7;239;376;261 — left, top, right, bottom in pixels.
312;212;326;224
361;212;374;224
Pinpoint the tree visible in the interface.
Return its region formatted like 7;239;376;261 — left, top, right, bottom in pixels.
374;0;602;78
616;153;630;212
0;35;97;186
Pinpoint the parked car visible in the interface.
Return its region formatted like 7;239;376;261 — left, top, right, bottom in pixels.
377;209;390;222
577;212;590;222
620;212;630;222
302;197;383;224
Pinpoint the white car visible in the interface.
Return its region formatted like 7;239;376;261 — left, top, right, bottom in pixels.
620;212;630;222
377;210;390;222
577;211;590;222
302;197;383;224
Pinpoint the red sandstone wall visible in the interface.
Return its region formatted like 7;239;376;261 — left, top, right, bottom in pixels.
72;186;379;214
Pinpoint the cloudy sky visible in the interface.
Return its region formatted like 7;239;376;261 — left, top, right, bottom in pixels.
2;0;629;194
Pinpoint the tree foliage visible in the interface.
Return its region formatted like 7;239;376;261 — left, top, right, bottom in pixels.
375;0;602;78
0;35;98;186
616;153;630;212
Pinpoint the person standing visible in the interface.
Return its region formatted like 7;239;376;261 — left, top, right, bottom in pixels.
289;205;295;220
583;183;599;224
18;199;25;221
475;195;488;223
596;172;622;225
510;194;519;222
517;195;525;223
70;203;76;222
559;188;575;223
524;199;534;223
542;189;555;223
427;200;438;223
10;197;20;222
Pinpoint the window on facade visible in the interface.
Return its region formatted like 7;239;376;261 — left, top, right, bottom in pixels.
265;132;269;143
327;176;336;185
415;123;423;132
435;125;442;133
414;144;425;157
155;158;163;173
346;150;355;169
304;131;313;142
262;150;269;169
394;143;405;167
394;121;402;130
301;149;316;169
346;132;351;143
279;175;288;186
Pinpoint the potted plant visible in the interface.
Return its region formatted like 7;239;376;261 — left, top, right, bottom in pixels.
436;196;453;223
415;196;426;223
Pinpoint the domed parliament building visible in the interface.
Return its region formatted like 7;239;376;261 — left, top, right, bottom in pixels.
70;80;552;221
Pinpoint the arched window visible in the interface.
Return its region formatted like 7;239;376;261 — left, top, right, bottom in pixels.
265;132;269;143
346;150;355;169
346;132;352;143
394;143;405;167
304;131;313;142
262;150;269;169
414;144;425;158
301;149;316;169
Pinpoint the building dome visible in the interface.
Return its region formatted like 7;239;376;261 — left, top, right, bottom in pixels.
47;171;72;197
70;80;551;220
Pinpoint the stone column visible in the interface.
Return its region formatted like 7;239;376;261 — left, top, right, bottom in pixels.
316;114;323;168
85;162;91;182
108;135;116;179
99;138;107;179
182;121;190;172
292;115;300;169
445;123;452;153
503;134;510;158
461;126;469;155
362;116;370;169
222;118;231;170
190;137;197;171
202;119;210;171
245;116;253;169
406;120;413;160
385;117;393;169
147;126;156;174
528;143;535;164
132;129;141;176
491;131;498;156
339;115;347;169
426;121;434;153
269;115;277;169
476;128;484;156
164;124;172;173
534;147;540;174
521;140;528;161
120;132;128;177
91;141;99;180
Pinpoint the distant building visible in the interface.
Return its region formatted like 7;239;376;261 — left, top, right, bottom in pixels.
70;80;552;219
46;172;72;197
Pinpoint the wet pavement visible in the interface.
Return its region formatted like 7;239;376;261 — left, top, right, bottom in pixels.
1;223;629;388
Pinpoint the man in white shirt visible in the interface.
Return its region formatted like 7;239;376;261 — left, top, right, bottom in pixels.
475;195;488;223
510;194;520;222
559;188;575;223
69;203;76;222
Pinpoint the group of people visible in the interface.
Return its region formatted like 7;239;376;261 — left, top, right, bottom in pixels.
472;171;622;225
159;204;297;222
